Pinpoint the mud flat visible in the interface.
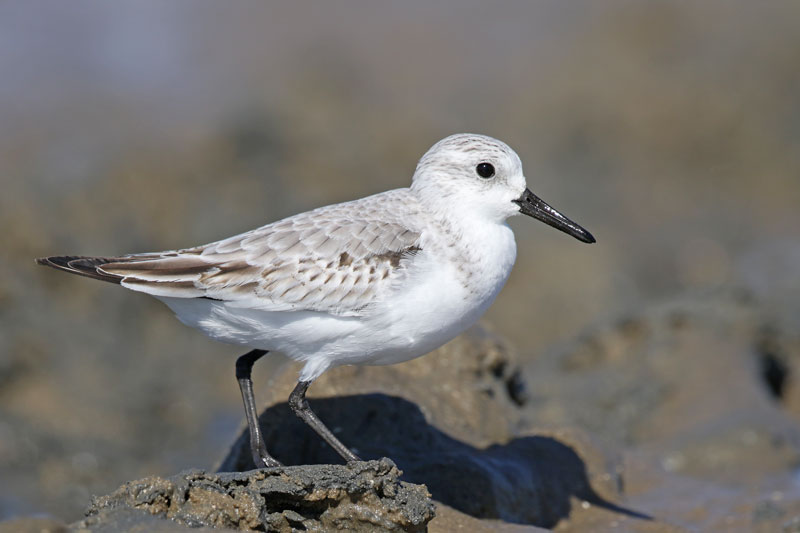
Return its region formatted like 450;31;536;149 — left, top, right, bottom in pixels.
3;289;800;531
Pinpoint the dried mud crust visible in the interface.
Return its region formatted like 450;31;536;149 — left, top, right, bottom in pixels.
77;459;434;532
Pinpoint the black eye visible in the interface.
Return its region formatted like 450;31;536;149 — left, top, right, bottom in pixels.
476;162;495;178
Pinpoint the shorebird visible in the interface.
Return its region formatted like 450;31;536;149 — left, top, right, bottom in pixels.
37;133;595;468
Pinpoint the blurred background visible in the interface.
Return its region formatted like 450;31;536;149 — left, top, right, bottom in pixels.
1;0;799;523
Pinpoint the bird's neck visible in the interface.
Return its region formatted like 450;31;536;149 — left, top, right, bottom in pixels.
418;199;518;302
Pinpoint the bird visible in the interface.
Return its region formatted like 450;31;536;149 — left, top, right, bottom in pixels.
37;133;595;468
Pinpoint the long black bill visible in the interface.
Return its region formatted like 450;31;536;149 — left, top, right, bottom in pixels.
513;188;596;244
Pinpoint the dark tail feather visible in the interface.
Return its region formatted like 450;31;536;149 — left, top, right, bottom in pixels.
35;255;123;284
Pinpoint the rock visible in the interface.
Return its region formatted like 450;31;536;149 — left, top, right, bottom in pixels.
219;326;649;529
75;507;214;532
222;394;642;527
75;459;433;532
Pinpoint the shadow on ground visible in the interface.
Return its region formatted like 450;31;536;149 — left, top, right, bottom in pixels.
220;394;651;528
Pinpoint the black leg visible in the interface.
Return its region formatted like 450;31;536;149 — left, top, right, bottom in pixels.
236;349;281;468
288;380;361;463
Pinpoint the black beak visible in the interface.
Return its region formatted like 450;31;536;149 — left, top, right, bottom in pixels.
513;188;596;243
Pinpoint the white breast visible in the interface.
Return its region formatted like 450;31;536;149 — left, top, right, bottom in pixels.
333;219;518;367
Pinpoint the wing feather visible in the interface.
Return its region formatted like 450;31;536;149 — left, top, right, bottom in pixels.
41;189;426;316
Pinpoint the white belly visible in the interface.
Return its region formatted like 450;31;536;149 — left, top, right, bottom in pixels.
342;250;507;366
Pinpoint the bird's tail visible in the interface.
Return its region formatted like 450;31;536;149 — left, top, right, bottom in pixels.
35;255;123;284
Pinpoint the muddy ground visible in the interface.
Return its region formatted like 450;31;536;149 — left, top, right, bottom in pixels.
3;289;800;531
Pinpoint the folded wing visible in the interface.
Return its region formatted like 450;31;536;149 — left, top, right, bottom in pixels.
38;190;423;317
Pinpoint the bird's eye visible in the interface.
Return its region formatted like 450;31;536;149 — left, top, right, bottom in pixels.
476;162;495;179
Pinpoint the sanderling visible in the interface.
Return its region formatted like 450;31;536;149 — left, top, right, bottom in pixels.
37;133;595;467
